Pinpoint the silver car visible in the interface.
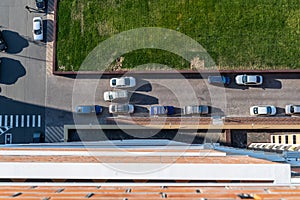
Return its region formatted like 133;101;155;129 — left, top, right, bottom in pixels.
285;104;300;115
250;105;276;116
110;77;136;88
109;104;134;114
182;105;209;115
235;74;263;85
103;90;128;101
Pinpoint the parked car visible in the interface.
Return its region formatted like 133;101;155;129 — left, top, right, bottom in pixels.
150;105;174;116
250;105;276;116
285;104;300;115
110;77;136;88
35;0;46;10
33;17;43;41
208;75;231;86
109;104;134;114
75;105;102;115
235;74;263;85
0;30;7;52
104;90;128;101
182;105;209;115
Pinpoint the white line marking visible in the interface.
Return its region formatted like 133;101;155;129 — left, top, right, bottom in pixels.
32;115;35;127
21;115;24;127
4;115;8;127
10;115;13;128
0;115;2;127
27;115;30;128
15;115;19;128
38;115;41;127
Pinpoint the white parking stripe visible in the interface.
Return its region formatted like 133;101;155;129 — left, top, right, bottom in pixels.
0;115;2;127
10;115;13;128
15;115;19;128
38;115;41;127
32;115;35;127
21;115;24;127
4;115;8;127
27;115;30;127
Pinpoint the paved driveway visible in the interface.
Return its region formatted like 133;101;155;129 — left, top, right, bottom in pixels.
0;0;47;143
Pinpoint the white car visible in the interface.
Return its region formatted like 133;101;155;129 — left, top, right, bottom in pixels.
109;104;134;114
103;90;128;101
285;104;300;115
110;77;136;88
33;17;43;41
235;74;263;85
250;105;276;116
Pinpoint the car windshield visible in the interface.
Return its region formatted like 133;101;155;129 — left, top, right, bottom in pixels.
290;106;294;113
34;29;42;35
267;107;271;114
242;75;247;83
124;78;130;85
253;107;258;114
111;79;116;86
256;76;260;83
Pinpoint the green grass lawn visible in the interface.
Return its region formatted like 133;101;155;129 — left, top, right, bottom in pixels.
57;0;300;71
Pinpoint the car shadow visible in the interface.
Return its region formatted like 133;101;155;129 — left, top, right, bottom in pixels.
2;30;29;54
0;58;26;85
129;92;158;105
132;105;149;117
134;79;152;92
276;107;286;116
209;106;225;117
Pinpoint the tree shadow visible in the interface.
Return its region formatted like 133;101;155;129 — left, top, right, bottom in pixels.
0;57;26;84
2;30;29;54
134;79;152;92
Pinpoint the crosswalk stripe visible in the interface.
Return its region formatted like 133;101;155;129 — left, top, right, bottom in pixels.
38;115;41;127
0;115;2;127
32;115;35;127
10;115;13;128
15;115;19;128
21;115;24;127
26;115;30;128
4;115;8;127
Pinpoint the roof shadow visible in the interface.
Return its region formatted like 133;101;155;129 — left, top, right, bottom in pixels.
0;57;26;84
2;30;29;54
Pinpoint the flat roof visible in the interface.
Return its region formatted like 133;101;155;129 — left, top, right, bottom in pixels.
0;185;299;199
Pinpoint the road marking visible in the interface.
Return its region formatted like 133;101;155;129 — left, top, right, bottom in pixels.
32;115;35;127
15;115;19;128
27;115;30;128
38;115;41;127
10;115;13;128
0;115;2;127
21;115;24;127
4;115;8;127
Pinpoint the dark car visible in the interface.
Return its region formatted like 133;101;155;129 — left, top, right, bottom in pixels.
0;30;7;52
150;105;174;116
35;0;46;10
75;105;102;115
208;75;231;86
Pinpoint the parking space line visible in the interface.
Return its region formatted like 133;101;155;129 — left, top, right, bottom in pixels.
27;115;30;128
4;115;8;127
10;115;13;128
38;115;41;127
15;115;19;128
21;115;24;127
0;115;2;127
32;115;35;127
